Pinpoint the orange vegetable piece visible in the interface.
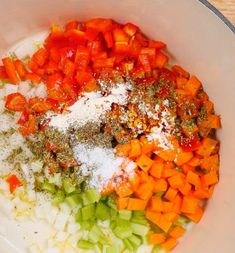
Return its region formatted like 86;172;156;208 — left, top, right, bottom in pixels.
168;174;184;189
181;196;199;214
193;187;210;199
172;195;182;214
162;201;174;213
172;65;190;79
115;143;131;157
158;215;173;233
5;93;27;112
176;77;188;89
149;233;166;245
2;57;20;84
200;154;219;171
149;162;164;178
175;149;193;166
169;226;185;239
129;139;141;158
148;196;163;212
115;181;133;198
116;197;129;209
157;149;176;162
136;154;154;172
185;75;201;97
178;182;192;196
145;210;161;225
163;212;179;222
135;182;153;200
162;168;178;178
208;115;221;129
153;178;168;193
161;237;177;251
127;198;147;210
140;136;155;155
129;172;140;191
185;206;204;223
187;156;201;167
196;138;218;157
186;170;200;186
202;171;219;186
164;187;178;201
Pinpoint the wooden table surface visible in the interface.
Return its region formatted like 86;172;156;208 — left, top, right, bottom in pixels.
208;0;235;26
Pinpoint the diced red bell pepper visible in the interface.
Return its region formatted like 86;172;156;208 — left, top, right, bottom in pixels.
32;48;49;67
138;53;151;72
114;42;130;55
180;135;201;152
46;73;63;89
0;65;8;79
45;31;67;50
85;28;99;41
25;72;41;84
28;59;38;72
60;160;78;168
13;60;27;79
47;88;69;102
93;57;115;69
2;57;20;84
6;175;22;193
103;31;114;48
83;78;99;92
85;18;113;32
154;52;169;69
17;109;30;125
74;45;90;70
113;29;130;43
123;23;139;37
29;98;52;113
19;114;37;136
160;68;176;82
49;48;62;63
75;71;93;86
149;40;166;50
87;41;103;57
65;20;79;31
62;59;75;76
65;29;87;46
5;93;26;112
44;61;58;74
61;77;78;100
46;98;60;112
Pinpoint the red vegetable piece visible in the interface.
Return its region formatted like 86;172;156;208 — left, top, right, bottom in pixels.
180;135;201;152
85;18;113;32
32;48;48;67
29;98;52;113
19;114;37;136
123;23;138;37
17;109;30;125
0;65;8;79
74;46;90;70
6;175;22;193
2;57;20;84
5;93;26;112
65;20;79;31
13;60;27;79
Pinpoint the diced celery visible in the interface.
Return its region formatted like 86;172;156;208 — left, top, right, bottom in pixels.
63;178;76;194
131;216;148;225
133;211;145;217
106;195;117;209
128;234;142;248
152;245;166;253
81;204;96;220
82;189;100;205
65;193;81;209
119;210;132;221
42;181;56;194
110;220;116;230
131;223;149;237
75;209;82;222
88;225;103;243
110;209;117;220
80;221;93;230
49;173;62;186
106;245;120;253
123;238;134;251
113;226;133;239
95;202;110;221
116;218;130;227
53;190;65;205
77;239;94;249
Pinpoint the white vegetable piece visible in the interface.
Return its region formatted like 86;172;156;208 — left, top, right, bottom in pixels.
54;212;70;231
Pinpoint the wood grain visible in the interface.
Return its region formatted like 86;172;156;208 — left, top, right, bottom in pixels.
208;0;235;25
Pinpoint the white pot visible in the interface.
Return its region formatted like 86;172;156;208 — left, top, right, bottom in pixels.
0;0;234;252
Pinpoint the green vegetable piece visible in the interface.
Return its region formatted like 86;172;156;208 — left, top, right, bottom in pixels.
106;245;120;253
77;239;94;249
95;202;110;221
113;225;133;239
131;223;149;237
116;217;130;227
63;178;76;194
174;215;189;226
106;195;117;209
123;238;134;251
80;221;93;230
42;181;56;194
75;209;82;222
88;225;103;243
53;190;65;205
65;193;81;208
128;234;142;248
119;210;132;221
82;189;100;205
133;211;145;217
82;204;96;221
110;208;117;220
